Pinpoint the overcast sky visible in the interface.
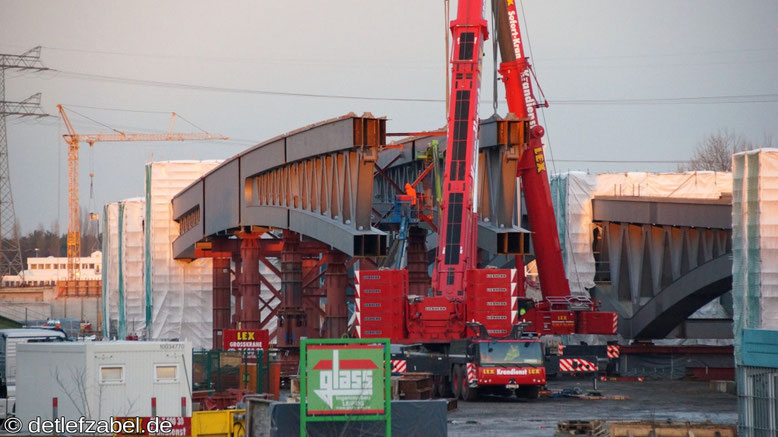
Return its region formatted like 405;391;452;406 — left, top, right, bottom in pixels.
2;0;777;233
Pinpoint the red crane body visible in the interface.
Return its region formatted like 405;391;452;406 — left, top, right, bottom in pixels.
355;0;617;345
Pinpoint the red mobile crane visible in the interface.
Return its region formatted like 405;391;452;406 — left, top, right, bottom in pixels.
355;0;617;400
495;0;618;337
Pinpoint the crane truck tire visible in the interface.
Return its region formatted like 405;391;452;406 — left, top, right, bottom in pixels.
434;375;450;398
516;385;540;399
452;365;463;399
461;373;478;401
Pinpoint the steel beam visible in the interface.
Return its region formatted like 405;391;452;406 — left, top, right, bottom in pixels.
592;196;732;229
623;255;732;339
172;113;388;260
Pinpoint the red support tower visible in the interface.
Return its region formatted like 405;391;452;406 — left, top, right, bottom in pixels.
278;230;306;348
237;232;261;329
301;257;322;338
212;254;231;349
324;250;348;338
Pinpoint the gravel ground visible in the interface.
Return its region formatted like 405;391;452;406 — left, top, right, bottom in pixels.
447;379;737;436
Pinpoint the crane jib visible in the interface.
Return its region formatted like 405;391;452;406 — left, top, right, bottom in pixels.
507;7;523;60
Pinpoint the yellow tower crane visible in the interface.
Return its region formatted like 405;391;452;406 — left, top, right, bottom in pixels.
57;104;228;293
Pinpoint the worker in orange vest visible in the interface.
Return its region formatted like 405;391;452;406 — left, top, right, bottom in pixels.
404;183;417;206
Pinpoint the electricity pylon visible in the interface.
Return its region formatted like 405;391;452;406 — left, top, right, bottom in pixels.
0;47;48;282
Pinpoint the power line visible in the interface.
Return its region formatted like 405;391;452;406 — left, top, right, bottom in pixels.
62;103;171;114
17;43;776;66
553;159;690;164
55;69;778;106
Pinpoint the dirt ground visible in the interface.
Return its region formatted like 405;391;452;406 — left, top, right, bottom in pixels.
447;379;737;436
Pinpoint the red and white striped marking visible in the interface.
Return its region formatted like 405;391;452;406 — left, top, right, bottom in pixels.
559;358;597;373
612;313;619;334
354;273;362;338
511;269;519;324
558;342;565;356
607;345;620;359
391;360;407;373
466;363;477;383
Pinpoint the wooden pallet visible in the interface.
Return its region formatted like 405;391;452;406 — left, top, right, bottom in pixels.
397;372;433;400
556;420;608;436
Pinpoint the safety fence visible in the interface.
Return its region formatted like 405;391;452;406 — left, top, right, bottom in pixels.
737;365;778;437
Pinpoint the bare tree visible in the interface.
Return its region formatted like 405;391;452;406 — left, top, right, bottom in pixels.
53;366;92;418
680;130;775;172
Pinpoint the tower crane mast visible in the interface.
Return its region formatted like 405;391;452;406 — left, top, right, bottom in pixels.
57;104;228;283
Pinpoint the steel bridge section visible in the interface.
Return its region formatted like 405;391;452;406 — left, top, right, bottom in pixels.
591;199;733;339
373;115;529;256
622;254;732;339
172;113;388;259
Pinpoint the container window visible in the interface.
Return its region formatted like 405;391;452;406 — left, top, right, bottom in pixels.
155;365;178;382
99;366;124;384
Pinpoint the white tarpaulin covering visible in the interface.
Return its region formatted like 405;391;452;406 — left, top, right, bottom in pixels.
732;149;778;360
146;161;221;350
550;172;733;324
123;199;146;335
551;171;732;295
102;203;119;336
101;160;285;349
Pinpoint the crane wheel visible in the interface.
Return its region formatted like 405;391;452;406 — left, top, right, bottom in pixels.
461;374;478;401
433;375;449;398
516;385;540;399
451;365;462;399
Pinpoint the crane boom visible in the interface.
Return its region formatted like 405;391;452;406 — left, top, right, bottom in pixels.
494;0;571;298
432;0;489;300
57;104;228;282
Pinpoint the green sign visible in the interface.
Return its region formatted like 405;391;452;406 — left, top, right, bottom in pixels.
300;338;391;436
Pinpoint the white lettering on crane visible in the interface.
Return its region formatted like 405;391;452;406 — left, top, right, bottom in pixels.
507;9;523;60
507;7;538;127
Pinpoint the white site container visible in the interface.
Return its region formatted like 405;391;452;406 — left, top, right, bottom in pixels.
15;341;191;423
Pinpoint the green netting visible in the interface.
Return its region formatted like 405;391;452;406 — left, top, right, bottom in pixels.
732;154;745;363
144;164;153;335
733;152;765;364
101;204;110;338
745;153;762;331
549;174;568;270
117;202;126;339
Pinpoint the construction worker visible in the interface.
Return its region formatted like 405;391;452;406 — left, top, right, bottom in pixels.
404;183;417;206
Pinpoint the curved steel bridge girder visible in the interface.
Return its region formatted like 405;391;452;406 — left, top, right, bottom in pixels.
624;255;732;339
172;113;387;259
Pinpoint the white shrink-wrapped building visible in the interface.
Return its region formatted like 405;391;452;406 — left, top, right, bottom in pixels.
102;161;221;350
